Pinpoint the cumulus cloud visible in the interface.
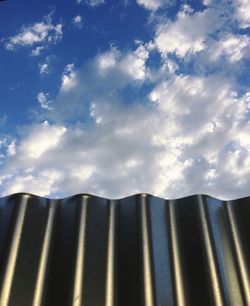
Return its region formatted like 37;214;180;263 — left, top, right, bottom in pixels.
37;92;52;110
152;2;250;70
0;2;250;200
154;5;219;58
0;123;66;196
209;34;250;63
49;44;150;119
60;64;78;92
39;63;49;75
0;138;15;161
31;46;45;56
235;0;250;28
72;15;83;28
203;0;212;5
3;169;63;197
19;121;66;159
38;56;55;75
136;0;170;10
1;49;250;199
4;13;63;54
7;140;16;157
119;43;150;80
97;43;149;80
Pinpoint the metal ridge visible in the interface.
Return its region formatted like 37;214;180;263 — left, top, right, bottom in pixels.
1;192;250;200
0;193;249;306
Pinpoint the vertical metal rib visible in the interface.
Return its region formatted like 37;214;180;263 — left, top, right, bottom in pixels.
224;201;250;305
139;194;156;306
105;200;118;306
72;195;89;306
168;200;187;306
0;195;29;306
197;195;225;306
32;200;57;306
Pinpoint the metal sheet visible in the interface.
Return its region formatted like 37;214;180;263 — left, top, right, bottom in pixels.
0;193;249;306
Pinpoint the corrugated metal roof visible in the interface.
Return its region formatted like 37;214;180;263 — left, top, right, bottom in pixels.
0;193;249;306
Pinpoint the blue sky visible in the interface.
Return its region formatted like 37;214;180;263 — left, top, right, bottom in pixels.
0;0;249;199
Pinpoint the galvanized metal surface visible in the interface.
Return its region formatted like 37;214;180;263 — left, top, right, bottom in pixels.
0;193;249;306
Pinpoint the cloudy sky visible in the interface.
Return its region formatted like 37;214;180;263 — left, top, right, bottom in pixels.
0;0;249;199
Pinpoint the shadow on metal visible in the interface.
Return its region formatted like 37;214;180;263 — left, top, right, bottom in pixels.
0;193;249;306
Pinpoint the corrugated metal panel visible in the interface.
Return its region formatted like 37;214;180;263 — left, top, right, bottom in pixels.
0;193;249;306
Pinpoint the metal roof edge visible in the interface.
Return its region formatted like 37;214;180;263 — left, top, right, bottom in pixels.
1;192;249;201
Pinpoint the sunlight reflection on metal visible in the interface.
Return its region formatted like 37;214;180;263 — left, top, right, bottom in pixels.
0;193;249;306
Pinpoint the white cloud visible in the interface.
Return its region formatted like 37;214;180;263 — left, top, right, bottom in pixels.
136;0;169;10
4;169;63;197
7;140;16;157
210;35;250;62
119;43;150;81
39;63;49;75
72;15;83;28
97;48;119;73
37;92;52;110
1;69;249;199
4;13;63;54
61;64;78;92
49;44;150;119
235;0;250;28
96;43;149;81
151;3;249;68
154;5;219;58
38;56;54;75
203;0;212;5
161;57;179;74
19;121;66;159
148;75;250;198
31;46;45;56
1;4;250;200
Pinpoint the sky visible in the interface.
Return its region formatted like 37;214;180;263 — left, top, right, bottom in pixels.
0;0;249;199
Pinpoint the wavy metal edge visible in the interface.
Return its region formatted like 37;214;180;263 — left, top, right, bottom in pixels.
0;192;250;306
1;192;250;201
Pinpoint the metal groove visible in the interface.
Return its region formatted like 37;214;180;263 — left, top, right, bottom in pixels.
0;193;249;306
105;199;118;306
0;195;29;306
32;200;57;306
197;195;226;306
72;195;88;306
139;194;156;306
224;200;250;306
168;200;188;306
